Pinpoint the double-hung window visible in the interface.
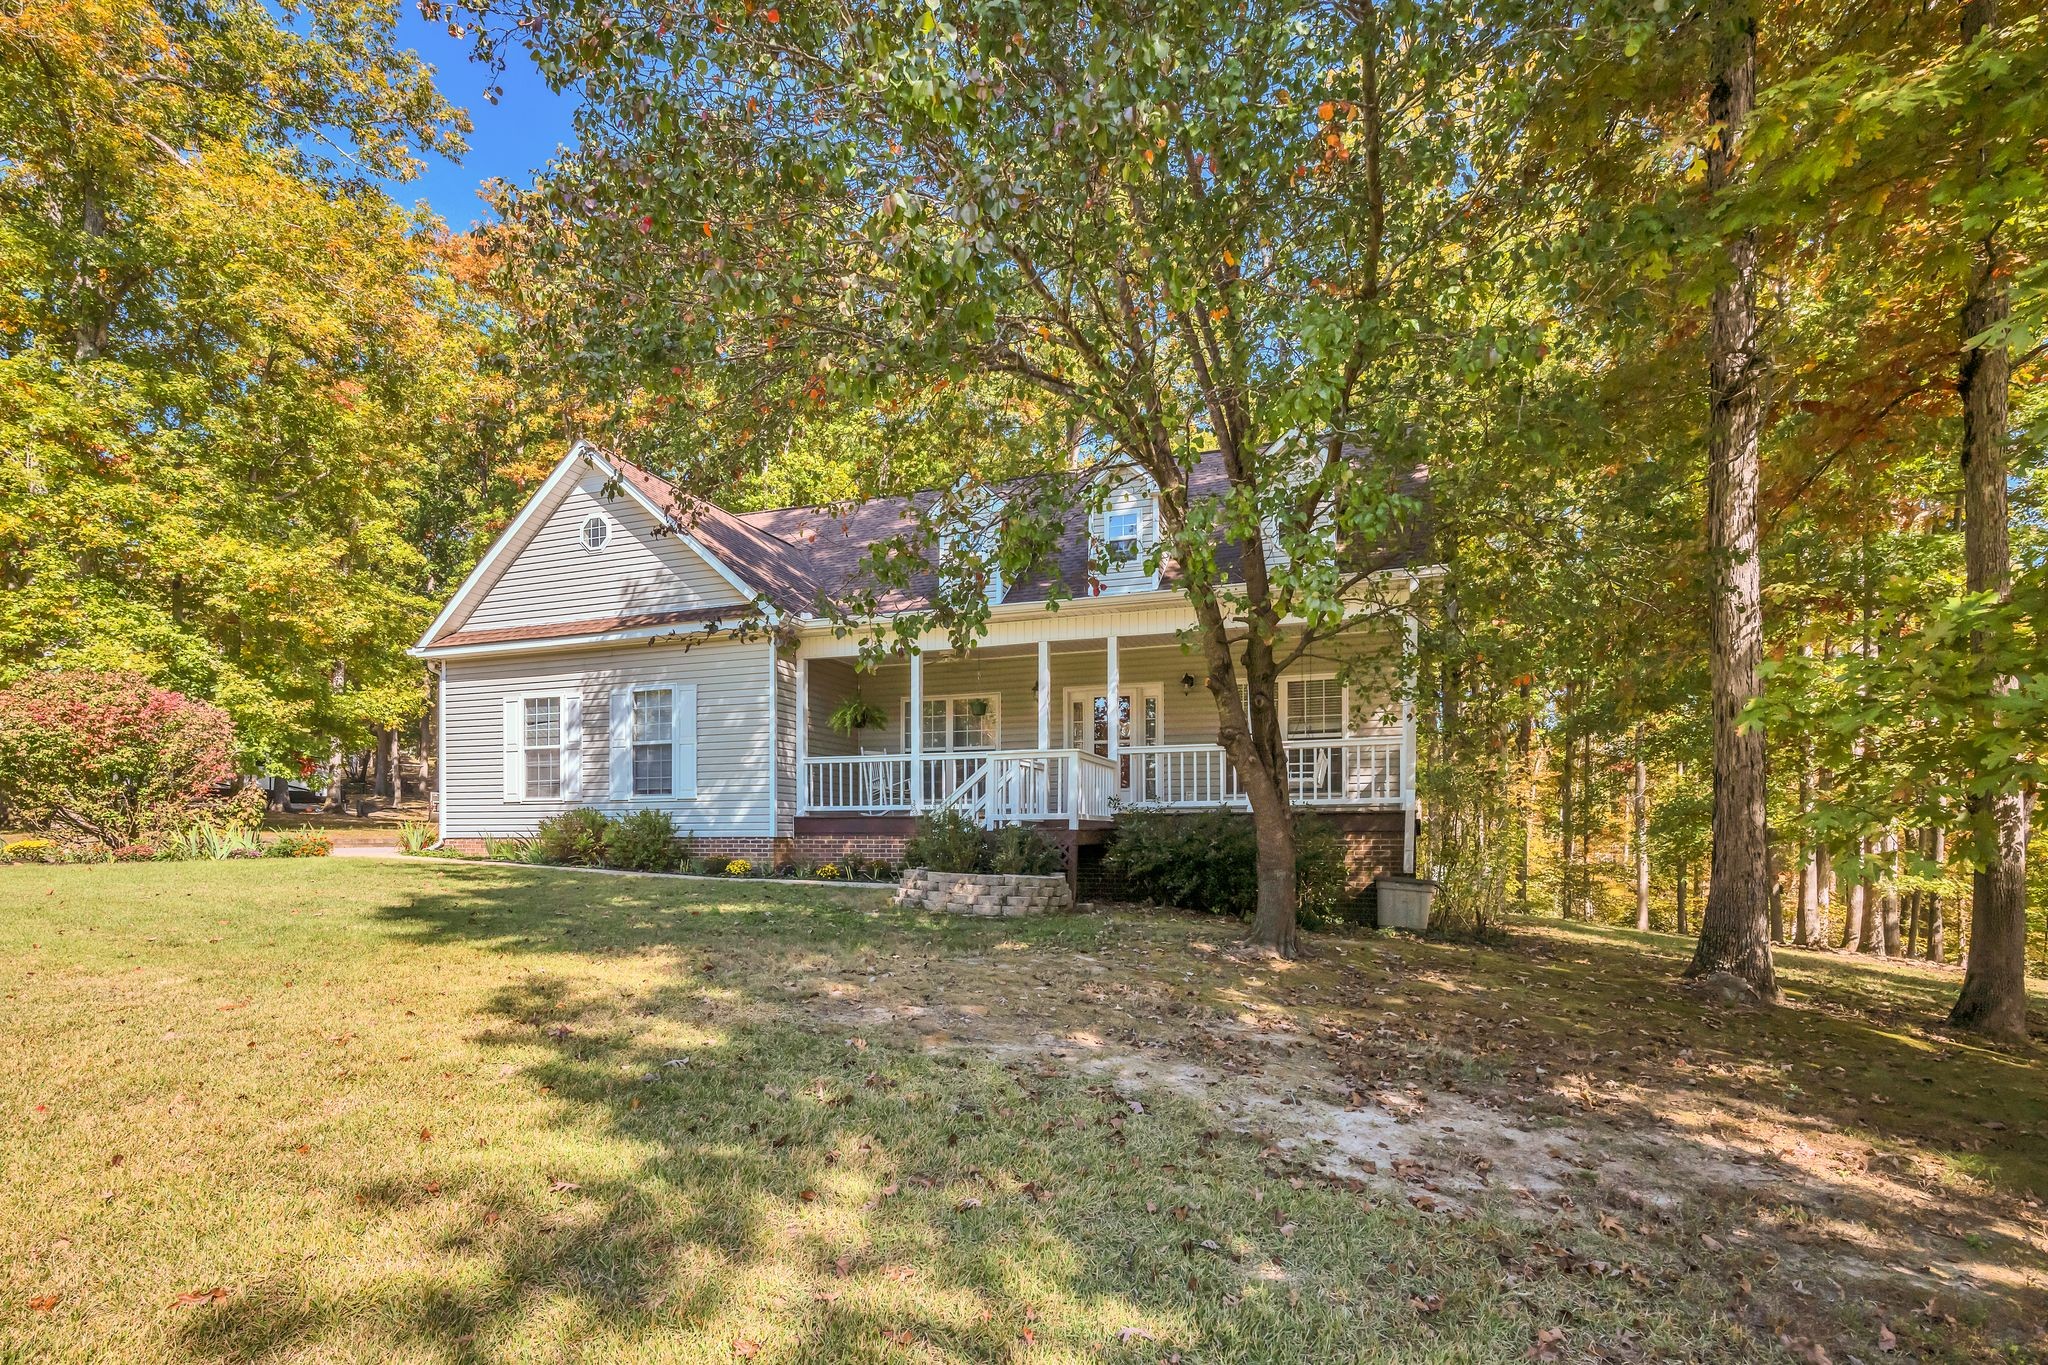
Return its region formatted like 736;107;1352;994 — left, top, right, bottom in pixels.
607;682;698;801
1285;677;1347;739
523;698;563;798
1103;507;1142;559
504;692;580;802
631;688;675;797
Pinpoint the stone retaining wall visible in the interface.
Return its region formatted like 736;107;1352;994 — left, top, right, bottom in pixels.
896;868;1074;917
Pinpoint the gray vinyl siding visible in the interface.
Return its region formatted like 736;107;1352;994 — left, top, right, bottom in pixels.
805;659;864;758
439;636;774;839
459;473;745;634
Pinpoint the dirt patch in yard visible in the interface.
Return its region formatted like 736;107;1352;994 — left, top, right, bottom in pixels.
782;908;2048;1361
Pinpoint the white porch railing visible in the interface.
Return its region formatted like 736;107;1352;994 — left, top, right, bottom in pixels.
1124;735;1404;808
801;737;1401;824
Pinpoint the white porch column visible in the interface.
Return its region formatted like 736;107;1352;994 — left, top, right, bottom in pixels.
1105;634;1121;765
1401;610;1419;874
1036;640;1051;750
907;647;925;811
793;656;809;815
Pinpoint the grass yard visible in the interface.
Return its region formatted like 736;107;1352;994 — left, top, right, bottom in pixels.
3;861;2044;1363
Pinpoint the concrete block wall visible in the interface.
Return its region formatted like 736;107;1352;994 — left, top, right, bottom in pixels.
896;868;1075;917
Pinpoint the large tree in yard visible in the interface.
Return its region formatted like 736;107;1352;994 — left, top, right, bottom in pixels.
480;0;1519;953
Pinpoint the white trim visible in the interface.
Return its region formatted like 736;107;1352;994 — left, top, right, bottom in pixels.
412;616;757;661
578;511;613;552
907;651;924;808
766;647;779;832
793;656;809;817
613;682;696;801
1036;640;1050;749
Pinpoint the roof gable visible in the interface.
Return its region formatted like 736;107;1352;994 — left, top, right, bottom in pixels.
416;445;767;652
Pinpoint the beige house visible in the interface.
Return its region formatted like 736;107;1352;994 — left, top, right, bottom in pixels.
412;442;1431;884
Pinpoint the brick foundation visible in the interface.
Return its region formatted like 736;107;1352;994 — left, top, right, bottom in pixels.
438;833;907;868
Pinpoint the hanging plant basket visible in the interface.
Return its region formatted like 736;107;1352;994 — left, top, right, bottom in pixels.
828;693;889;737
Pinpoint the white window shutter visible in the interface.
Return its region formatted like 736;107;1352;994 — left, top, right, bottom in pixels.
502;697;524;802
561;693;582;800
610;686;633;801
673;683;698;798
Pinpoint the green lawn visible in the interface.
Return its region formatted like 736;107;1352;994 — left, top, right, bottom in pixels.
3;861;2042;1363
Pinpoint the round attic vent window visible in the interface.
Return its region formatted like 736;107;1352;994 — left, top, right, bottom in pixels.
580;515;610;551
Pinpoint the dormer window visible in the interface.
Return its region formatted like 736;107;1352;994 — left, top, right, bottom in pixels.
1103;508;1142;560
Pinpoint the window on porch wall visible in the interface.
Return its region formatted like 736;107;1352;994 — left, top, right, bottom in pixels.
901;695;999;751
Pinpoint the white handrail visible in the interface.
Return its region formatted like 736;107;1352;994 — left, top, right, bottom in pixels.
799;739;1402;817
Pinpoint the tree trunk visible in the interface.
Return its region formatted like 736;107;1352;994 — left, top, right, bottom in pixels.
372;726;395;803
1578;729;1595;921
1927;827;1947;963
1948;0;2031;1041
1767;837;1784;944
1686;0;1776;998
1676;858;1688;936
1558;717;1575;920
1818;846;1834;945
1519;684;1534;912
1854;839;1878;952
1633;732;1651;931
1879;831;1902;957
1841;847;1865;949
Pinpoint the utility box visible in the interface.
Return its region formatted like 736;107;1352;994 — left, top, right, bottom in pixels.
1373;875;1438;931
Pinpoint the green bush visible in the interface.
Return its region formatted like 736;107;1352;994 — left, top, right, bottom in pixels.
902;809;987;872
1104;810;1352;928
533;807;610;865
397;821;436;855
986;824;1064;876
604;809;684;871
263;831;332;858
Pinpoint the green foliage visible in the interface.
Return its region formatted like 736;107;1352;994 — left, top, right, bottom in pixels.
902;810;988;874
604;810;686;872
985;825;1065;878
397;821;437;855
532;808;611;867
161;822;263;861
263;832;333;859
1105;812;1351;929
826;694;889;737
0;0;555;776
0;670;240;848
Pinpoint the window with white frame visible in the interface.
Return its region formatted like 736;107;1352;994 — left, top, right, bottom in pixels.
1103;507;1142;558
630;687;675;797
1285;677;1346;738
901;694;999;751
523;697;563;798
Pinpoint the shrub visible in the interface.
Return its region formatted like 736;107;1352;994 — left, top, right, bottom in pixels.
813;862;840;880
484;835;539;862
397;821;436;855
902;809;986;873
724;857;753;877
156;821;262;860
533;807;610;865
0;670;238;848
604;810;683;871
264;831;332;858
986;824;1064;876
109;843;157;862
1104;811;1352;927
3;837;56;863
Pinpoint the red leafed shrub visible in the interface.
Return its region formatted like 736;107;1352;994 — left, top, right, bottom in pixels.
0;671;238;848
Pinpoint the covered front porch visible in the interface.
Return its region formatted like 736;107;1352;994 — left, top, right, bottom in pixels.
793;630;1413;832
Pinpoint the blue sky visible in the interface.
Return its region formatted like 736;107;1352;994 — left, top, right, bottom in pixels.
384;11;580;229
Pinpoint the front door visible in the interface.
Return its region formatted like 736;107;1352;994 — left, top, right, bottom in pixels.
1065;685;1163;802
